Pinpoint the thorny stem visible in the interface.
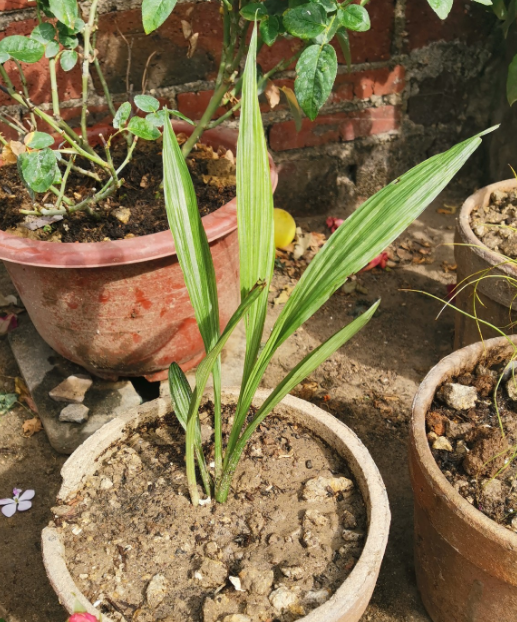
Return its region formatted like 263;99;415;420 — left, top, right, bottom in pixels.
48;58;61;120
81;0;100;141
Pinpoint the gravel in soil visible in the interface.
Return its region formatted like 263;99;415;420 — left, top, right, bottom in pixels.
59;408;366;622
470;188;517;257
0;138;236;243
426;351;517;528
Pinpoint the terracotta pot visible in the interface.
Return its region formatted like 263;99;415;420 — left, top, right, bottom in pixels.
0;123;278;381
42;388;391;622
454;179;517;349
410;335;517;622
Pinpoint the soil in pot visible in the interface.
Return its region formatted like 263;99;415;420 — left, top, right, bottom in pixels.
469;188;517;257
0;136;236;243
56;404;367;622
425;347;517;529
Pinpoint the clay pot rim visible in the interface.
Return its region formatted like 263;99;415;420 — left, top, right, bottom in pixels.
411;334;517;547
0;122;278;269
458;178;517;278
42;388;391;622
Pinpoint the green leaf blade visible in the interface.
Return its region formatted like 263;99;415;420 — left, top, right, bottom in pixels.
60;49;78;70
142;0;178;33
283;3;327;39
240;2;269;20
113;102;132;129
49;0;80;30
338;4;371;31
508;54;517;106
0;36;44;63
134;94;160;113
127;116;161;140
19;148;57;193
295;43;337;120
260;15;280;45
425;0;453;19
30;23;56;44
27;131;54;149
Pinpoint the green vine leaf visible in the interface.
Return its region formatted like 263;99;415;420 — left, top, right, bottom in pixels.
60;49;78;71
30;23;56;44
338;4;371;32
260;15;280;45
26;131;55;150
134;94;160;113
113;102;132;129
49;0;80;30
283;3;327;39
295;42;337;120
45;41;60;58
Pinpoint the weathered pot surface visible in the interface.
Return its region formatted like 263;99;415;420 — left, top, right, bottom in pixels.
42;388;391;622
410;335;517;622
0;124;278;381
454;179;517;349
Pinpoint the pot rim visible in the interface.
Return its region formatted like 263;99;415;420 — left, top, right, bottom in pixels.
457;178;517;278
411;334;517;547
42;388;391;622
0;122;278;269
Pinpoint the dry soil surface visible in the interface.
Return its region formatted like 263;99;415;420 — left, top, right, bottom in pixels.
0;191;463;622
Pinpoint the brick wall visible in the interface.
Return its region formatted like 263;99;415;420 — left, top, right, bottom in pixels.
0;0;499;216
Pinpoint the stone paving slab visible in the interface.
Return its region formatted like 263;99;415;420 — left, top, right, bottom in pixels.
8;314;142;454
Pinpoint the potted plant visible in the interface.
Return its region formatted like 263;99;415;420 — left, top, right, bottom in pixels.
410;331;517;622
37;17;493;619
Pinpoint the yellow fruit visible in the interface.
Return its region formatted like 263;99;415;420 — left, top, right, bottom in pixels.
273;208;296;249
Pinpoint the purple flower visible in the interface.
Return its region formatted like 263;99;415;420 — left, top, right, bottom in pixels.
0;488;35;517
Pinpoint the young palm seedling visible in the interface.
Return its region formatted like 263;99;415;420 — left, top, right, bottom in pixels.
161;24;494;505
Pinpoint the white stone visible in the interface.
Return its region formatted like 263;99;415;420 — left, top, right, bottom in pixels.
221;616;252;622
269;586;299;612
438;383;478;410
240;565;274;595
280;565;304;580
432;436;453;452
146;573;169;609
59;403;90;424
100;477;113;490
49;374;93;403
302;475;354;501
304;589;331;605
507;378;517;401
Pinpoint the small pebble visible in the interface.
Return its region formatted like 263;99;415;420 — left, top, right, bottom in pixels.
432;436;453;452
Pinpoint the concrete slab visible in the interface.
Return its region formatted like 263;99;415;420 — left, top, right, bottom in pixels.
8;315;142;454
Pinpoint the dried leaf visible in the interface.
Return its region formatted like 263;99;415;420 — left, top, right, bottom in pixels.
22;416;42;437
187;32;199;58
274;286;294;305
9;140;26;157
1;143;18;165
181;20;192;39
15;376;37;413
265;81;281;109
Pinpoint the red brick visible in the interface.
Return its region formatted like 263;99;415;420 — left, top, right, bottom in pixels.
94;4;223;95
0;18;82;107
330;66;405;103
177;90;227;120
335;0;395;64
0;0;35;9
406;0;493;50
269;105;401;151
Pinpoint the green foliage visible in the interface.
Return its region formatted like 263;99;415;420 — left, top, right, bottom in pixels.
142;0;178;33
0;36;45;63
127;117;161;140
19;149;58;193
30;23;56;44
338;4;371;31
113;102;132;129
259;16;281;45
45;41;60;58
60;49;78;71
283;4;327;39
26;131;54;149
508;54;517;105
295;43;337;121
134;94;160;113
240;3;269;20
48;0;80;30
425;0;454;19
0;393;18;415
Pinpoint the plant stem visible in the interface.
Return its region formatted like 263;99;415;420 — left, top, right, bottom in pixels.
59;157;102;182
48;58;61;120
186;406;200;505
206;100;241;129
81;0;100;141
48;185;75;207
91;32;117;120
55;156;74;211
0;113;24;136
0;133;8;147
13;60;37;129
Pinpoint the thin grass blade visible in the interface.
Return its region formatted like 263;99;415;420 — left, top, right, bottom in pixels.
237;23;275;387
217;302;379;501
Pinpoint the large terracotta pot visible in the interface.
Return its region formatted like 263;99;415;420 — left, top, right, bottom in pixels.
410;335;517;622
42;388;391;622
0;123;278;381
454;179;517;349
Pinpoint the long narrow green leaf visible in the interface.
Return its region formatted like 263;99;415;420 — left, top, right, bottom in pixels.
226;126;496;458
169;363;211;495
237;24;275;388
216;302;379;501
162;116;223;475
184;281;266;504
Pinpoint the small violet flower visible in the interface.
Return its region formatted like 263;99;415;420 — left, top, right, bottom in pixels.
68;614;99;622
0;488;35;517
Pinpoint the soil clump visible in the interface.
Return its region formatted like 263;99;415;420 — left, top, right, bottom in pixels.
470;189;517;257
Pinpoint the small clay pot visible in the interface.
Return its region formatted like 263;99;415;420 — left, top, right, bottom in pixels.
0;123;278;381
42;388;391;622
410;335;517;622
454;179;517;349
